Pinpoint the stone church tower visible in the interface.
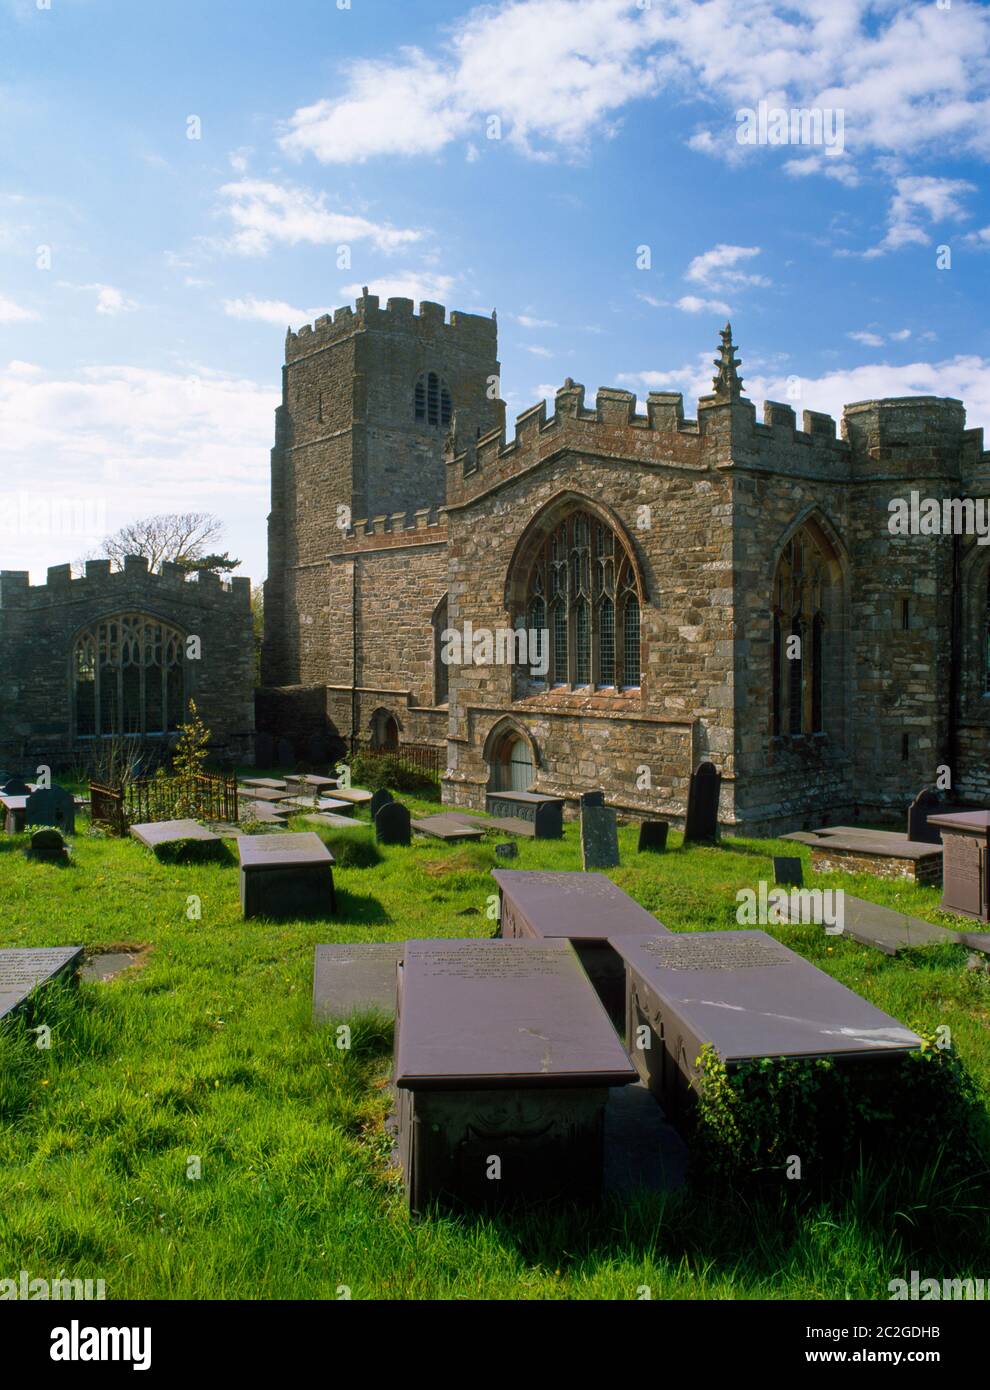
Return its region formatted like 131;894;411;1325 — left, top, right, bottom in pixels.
260;290;499;746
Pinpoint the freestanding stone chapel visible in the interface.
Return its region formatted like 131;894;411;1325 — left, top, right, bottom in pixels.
255;289;990;837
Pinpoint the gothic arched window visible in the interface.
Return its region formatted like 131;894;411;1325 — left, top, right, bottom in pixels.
73;613;185;738
414;371;452;427
772;531;831;737
524;510;641;689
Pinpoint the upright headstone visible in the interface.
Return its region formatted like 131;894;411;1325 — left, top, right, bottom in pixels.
638;820;669;853
495;842;518;860
907;787;943;845
29;828;70;863
773;855;804;888
375;801;411;846
276;737;295;769
683;761;721;843
254;731;274;767
370;788;394;821
581;804;620;870
24;785;76;835
580;789;605;808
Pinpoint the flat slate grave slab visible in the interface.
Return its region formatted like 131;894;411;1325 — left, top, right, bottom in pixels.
411;814;487;842
394;938;636;1211
130;819;227;862
241;778;288;790
0;947;83;1021
313;942;404;1022
285;775;338;797
492;869;671;1027
303;812;366;830
237;786;293;803
324;787;373;807
613;930;921;1120
783;826;943;885
237;831;336;919
779;891;958;955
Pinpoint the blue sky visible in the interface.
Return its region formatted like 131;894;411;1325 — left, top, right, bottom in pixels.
1;0;988;584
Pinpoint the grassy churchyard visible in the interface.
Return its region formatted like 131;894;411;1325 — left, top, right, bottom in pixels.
2;785;989;1302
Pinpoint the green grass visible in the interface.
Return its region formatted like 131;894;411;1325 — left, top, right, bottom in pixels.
1;793;989;1300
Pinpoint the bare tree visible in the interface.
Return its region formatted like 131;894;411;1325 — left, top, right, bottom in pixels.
93;513;239;575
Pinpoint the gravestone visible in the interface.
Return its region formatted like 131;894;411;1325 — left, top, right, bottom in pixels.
411;813;484;842
130;819;227;862
375;801;411;846
253;731;275;767
495;842;518;860
325;787;374;808
3;797;28;834
580;789;605;808
303;812;365;830
485;790;564;838
1;776;30;796
312;942;404;1022
773;855;804;887
779;891;957;955
237;831;336;919
24;785;76;835
683;761;721;842
638;820;669;853
907;787;943;845
493;868;672;1026
581;804;620;870
928;811;990;921
394;939;636;1211
242;777;288;791
613;931;921;1123
0;947;83;1021
29;827;69;863
276;737;295;769
370;788;394;821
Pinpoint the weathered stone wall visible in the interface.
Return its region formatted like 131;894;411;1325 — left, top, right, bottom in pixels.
0;556;254;770
442;382;736;822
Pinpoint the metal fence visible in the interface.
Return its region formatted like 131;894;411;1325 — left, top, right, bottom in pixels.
89;771;239;832
359;742;443;782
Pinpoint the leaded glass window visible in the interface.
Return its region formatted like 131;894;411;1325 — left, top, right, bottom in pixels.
73;614;185;738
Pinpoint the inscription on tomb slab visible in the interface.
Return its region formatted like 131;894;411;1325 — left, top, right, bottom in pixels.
640;936;792;971
0;947;83;1020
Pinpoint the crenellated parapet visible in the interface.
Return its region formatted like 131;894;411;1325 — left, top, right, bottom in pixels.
285;288;497;364
0;555;252;610
331;506;448;552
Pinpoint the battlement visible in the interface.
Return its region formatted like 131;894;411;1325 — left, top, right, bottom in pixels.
0;555;252;610
285;287;498;363
339;506;447;547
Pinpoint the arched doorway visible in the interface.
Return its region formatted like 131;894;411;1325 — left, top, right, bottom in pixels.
371;710;399;751
489;729;534;792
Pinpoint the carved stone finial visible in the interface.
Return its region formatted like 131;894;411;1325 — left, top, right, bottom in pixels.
712;322;744;400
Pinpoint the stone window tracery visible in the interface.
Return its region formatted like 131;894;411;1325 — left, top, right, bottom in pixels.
524;510;640;689
772;531;829;737
73;613;185;738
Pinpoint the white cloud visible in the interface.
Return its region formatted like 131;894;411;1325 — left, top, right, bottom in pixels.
862;176;976;257
676;294;732;315
223;296;330;328
59;282;138;316
216;179;422;256
685;244;769;291
964;224;990;248
848;330;885;348
0;293;39;323
339;274;457;305
516;313;557;329
275;0;990;172
524;345;554;358
0;360;277;581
